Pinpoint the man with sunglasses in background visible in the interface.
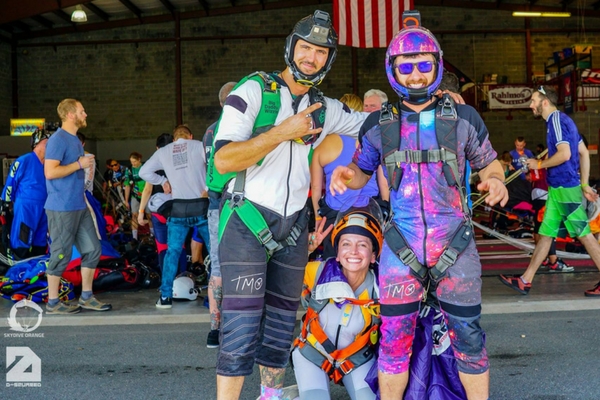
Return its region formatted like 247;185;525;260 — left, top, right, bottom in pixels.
210;10;367;400
330;11;507;400
500;85;600;297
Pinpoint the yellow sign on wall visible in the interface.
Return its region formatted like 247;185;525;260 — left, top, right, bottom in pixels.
10;119;45;136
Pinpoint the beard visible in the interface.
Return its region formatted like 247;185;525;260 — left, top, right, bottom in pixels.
532;104;543;116
75;116;87;129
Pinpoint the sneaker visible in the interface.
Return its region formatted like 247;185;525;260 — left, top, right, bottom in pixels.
46;301;81;314
498;275;531;295
539;258;550;269
584;281;600;297
78;296;112;311
207;329;220;348
548;258;575;273
156;296;172;309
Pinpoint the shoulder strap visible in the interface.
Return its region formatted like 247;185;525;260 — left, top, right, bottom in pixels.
379;102;402;191
435;94;470;216
307;87;327;132
206;71;280;194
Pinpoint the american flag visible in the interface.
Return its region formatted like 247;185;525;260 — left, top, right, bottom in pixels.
333;0;414;48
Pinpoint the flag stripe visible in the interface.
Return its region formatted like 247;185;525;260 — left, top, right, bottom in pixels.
357;0;365;48
334;0;413;48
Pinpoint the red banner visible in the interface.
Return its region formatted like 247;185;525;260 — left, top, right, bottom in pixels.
333;0;414;48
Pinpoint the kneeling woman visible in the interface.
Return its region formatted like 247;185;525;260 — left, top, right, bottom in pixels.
292;200;383;400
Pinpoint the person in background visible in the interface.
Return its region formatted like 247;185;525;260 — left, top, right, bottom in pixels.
203;81;237;349
125;151;148;240
44;98;111;314
438;71;460;93
499;151;514;178
138;133;187;276
339;93;363;112
499;85;600;296
139;125;210;309
510;136;535;179
1;129;51;260
76;132;107;241
103;158;128;220
363;89;388;113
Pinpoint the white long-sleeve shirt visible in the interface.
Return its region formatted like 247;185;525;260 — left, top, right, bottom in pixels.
139;138;206;200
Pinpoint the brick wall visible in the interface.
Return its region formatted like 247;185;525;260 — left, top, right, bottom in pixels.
1;5;598;175
0;42;11;136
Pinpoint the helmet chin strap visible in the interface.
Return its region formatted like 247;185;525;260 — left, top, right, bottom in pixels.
402;89;434;105
291;62;324;87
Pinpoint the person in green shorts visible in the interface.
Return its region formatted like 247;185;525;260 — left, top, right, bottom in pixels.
499;85;600;297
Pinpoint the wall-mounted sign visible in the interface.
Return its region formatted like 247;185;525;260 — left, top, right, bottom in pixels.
10;119;45;136
487;86;533;109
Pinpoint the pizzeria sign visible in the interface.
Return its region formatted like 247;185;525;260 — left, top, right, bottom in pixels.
487;86;533;109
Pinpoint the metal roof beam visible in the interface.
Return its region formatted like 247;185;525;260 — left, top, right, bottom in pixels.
32;15;55;29
84;3;111;21
158;0;176;15
53;9;74;24
198;0;210;13
117;0;143;19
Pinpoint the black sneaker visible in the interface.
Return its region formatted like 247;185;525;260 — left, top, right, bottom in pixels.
548;258;575;273
207;329;220;348
155;296;172;309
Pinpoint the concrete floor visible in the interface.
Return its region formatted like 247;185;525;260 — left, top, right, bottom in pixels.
3;267;600;329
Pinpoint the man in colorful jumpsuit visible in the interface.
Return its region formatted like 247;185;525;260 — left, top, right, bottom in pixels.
212;10;367;400
330;14;508;400
1;129;51;260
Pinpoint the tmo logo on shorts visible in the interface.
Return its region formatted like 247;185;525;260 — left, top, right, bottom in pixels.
5;347;42;388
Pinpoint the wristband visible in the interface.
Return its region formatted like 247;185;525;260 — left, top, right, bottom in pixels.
315;216;322;221
77;160;82;170
345;178;353;185
139;209;145;214
537;160;542;170
582;183;589;188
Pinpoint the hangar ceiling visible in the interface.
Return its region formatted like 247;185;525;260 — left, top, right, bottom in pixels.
0;0;598;42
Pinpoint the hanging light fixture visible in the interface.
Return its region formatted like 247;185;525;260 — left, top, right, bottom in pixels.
71;5;88;22
512;11;571;17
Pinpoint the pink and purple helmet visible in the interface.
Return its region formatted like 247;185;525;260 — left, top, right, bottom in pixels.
385;26;444;101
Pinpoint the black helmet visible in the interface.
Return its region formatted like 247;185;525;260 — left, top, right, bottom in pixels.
31;128;51;149
284;10;338;87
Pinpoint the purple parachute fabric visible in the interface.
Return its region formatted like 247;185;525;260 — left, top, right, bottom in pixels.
366;305;467;400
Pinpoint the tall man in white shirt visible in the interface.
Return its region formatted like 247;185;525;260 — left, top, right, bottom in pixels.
139;125;210;308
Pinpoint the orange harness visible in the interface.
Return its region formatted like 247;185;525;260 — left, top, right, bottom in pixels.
293;297;379;384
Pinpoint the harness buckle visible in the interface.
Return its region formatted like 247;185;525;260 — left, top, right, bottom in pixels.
338;360;354;375
439;247;458;267
257;228;279;253
398;247;418;267
230;191;245;208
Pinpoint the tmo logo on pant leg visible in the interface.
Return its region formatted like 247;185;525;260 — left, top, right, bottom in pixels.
6;347;42;387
